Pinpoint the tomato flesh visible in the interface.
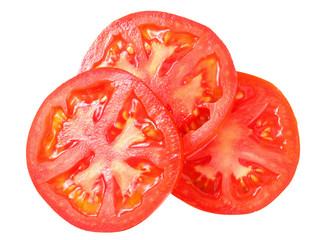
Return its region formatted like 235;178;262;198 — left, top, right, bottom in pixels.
27;68;182;231
80;11;237;155
48;152;105;216
173;72;299;214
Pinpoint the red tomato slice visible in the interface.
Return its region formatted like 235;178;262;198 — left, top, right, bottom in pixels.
79;11;237;155
27;68;183;231
173;72;300;214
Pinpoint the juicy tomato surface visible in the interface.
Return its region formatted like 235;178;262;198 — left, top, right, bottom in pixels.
27;68;183;232
173;72;300;214
80;11;237;155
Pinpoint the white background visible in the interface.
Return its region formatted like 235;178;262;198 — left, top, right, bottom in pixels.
1;0;323;239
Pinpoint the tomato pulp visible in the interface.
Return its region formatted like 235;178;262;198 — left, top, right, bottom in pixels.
27;68;183;231
173;72;299;214
80;11;237;155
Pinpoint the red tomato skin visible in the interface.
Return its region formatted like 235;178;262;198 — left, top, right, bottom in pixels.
27;68;183;232
173;72;300;214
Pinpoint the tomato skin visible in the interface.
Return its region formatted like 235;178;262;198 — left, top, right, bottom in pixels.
80;11;237;156
173;72;299;214
27;68;183;232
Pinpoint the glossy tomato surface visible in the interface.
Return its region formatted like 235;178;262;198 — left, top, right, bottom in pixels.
27;68;183;232
80;11;237;155
173;72;299;214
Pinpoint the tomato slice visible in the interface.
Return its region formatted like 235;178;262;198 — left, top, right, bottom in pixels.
27;68;183;231
173;72;300;214
79;11;237;155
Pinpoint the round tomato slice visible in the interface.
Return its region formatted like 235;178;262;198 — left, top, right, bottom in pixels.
79;11;237;155
27;68;183;232
173;72;300;214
